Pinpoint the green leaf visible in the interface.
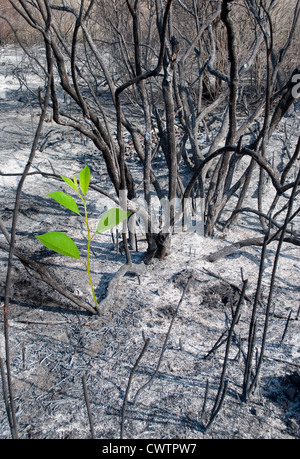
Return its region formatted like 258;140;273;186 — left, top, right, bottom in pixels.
96;208;131;234
36;232;81;259
47;191;79;215
61;175;78;193
79;165;90;196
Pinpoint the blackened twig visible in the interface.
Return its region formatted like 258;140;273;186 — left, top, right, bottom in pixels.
133;275;192;403
205;278;248;431
82;373;96;439
243;227;270;401
249;168;300;397
120;336;150;439
2;79;52;442
200;379;210;425
203;330;228;360
0;357;13;436
281;309;292;344
204;380;229;432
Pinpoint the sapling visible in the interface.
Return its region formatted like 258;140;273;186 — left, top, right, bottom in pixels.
36;165;130;307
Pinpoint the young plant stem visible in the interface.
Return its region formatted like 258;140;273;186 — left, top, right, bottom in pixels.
37;166;131;311
81;195;98;306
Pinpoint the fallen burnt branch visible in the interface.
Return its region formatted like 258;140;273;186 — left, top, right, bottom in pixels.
96;262;146;314
0;233;147;316
205;233;300;263
206;204;300;262
0;218;97;314
0;240;98;315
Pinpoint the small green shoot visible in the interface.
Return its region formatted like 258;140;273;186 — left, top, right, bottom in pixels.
36;165;131;307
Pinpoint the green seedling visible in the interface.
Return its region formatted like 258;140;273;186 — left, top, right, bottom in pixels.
36;165;131;307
